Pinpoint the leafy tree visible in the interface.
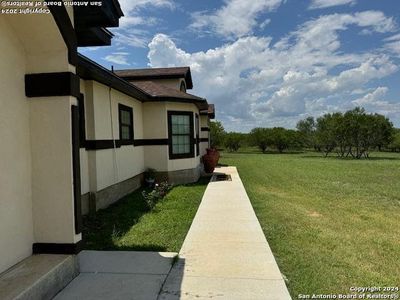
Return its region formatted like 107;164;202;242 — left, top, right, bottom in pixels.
296;117;316;149
209;120;225;148
249;128;272;153
388;129;400;152
315;113;341;157
224;132;242;152
315;107;394;159
270;127;291;153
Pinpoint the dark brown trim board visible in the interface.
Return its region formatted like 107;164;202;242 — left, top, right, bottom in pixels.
168;111;195;159
33;241;83;255
25;72;80;98
71;105;82;234
48;4;78;66
85;140;117;150
201;127;210;132
84;139;169;150
134;139;169;146
78;54;150;101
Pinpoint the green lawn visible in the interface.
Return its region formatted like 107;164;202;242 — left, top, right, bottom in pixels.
220;149;400;297
83;178;208;252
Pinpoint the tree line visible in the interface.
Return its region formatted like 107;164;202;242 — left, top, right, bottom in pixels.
210;107;400;159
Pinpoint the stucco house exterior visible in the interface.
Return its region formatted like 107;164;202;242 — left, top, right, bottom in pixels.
0;0;214;276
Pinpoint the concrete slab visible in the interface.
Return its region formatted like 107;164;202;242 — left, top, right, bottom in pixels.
159;166;292;300
0;254;78;300
54;273;166;300
54;251;177;300
78;251;176;275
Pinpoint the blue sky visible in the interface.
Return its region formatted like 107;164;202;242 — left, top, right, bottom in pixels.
80;0;400;132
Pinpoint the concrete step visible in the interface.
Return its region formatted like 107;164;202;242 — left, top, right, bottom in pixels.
0;254;78;300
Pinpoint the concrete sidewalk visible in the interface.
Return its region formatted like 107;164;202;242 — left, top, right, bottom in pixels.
159;166;292;300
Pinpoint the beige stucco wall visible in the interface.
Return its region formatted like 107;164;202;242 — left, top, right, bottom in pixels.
0;17;34;274
79;80;90;195
30;97;81;244
0;11;81;273
82;81;145;192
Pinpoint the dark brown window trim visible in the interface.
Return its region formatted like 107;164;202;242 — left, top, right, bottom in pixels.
118;103;134;143
25;72;80;98
168;111;195;160
201;127;210;132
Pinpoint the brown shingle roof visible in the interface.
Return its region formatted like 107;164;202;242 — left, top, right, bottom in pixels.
115;67;193;89
77;54;209;109
132;81;208;109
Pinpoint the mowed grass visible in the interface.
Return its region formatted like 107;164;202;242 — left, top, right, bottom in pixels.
220;149;400;297
83;178;208;252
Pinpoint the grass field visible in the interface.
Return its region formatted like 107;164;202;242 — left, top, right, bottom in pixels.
83;178;208;252
220;149;400;297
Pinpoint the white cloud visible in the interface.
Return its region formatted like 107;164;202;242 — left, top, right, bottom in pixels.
191;0;284;39
118;0;174;15
352;87;400;118
108;0;175;49
147;10;400;130
309;0;357;10
113;30;149;48
384;33;400;56
259;19;271;30
104;52;131;66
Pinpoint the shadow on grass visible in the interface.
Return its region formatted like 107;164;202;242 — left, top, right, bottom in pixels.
82;177;209;251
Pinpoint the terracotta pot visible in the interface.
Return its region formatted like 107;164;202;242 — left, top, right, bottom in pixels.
203;154;217;173
206;148;220;165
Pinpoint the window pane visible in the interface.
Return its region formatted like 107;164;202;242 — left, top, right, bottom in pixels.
172;124;179;134
121;110;131;125
184;144;190;153
182;115;189;126
172;115;179;125
121;125;130;140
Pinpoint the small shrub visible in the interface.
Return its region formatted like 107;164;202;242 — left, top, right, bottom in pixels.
142;181;172;209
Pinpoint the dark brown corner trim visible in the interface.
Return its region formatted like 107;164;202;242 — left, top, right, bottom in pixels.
25;72;80;98
32;240;83;254
48;5;78;66
71;105;82;235
201;127;210;132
